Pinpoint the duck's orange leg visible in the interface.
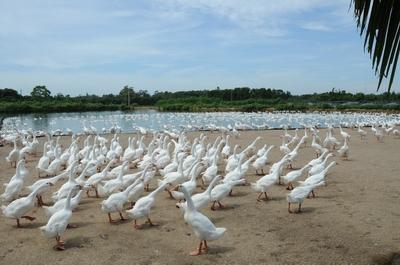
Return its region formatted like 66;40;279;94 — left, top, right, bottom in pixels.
288;202;293;213
190;241;203;256
134;219;141;229
119;212;126;221
297;203;302;213
54;235;65;251
147;218;158;226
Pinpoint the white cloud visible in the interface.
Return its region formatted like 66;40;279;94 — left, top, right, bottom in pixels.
301;21;332;31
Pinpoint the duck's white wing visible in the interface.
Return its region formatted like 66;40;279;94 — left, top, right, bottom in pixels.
188;212;217;236
289;186;312;200
42;210;72;236
257;174;276;186
134;197;154;213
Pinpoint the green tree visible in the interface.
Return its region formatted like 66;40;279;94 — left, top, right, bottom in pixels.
119;85;135;105
352;0;400;91
0;88;21;99
31;85;51;99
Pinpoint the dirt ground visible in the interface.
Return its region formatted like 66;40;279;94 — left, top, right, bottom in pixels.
0;128;399;265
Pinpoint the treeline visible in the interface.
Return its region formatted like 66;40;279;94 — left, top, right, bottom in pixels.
1;85;400;113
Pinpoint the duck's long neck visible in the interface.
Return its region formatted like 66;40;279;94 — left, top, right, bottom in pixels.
177;159;184;174
206;176;219;195
103;160;113;173
323;162;336;174
322;155;330;165
294;140;302;151
117;169;124;181
300;164;309;172
251;138;259;147
150;183;167;197
64;189;75;210
312;135;316;144
123;179;141;196
141;165;150;179
228;179;245;187
181;187;195;212
73;190;83;201
212;153;218;166
266;146;274;155
16;161;24;174
189;163;200;182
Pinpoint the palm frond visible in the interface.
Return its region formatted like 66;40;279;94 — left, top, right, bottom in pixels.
352;0;400;91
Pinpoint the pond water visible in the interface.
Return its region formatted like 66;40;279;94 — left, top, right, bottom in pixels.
1;109;399;134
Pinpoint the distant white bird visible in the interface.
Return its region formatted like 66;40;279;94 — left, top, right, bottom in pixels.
6;139;20;167
252;145;274;175
337;137;349;160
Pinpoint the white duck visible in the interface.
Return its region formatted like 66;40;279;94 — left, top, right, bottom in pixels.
201;153;219;186
242;137;261;157
37;142;50;177
339;125;351;141
251;173;276;202
102;161;129;195
43;189;84;219
311;133;326;157
41;148;62;177
171;162;202;201
176;175;222;211
40;185;80;250
282;164;311;190
252;145;274;174
269;156;290;184
159;150;181;176
210;179;245;210
51;161;79;202
307;150;329;167
127;177;146;207
6;138;20;167
337;137;349;160
225;145;240;173
2;181;53;227
287;138;305;168
27;171;68;206
159;158;185;196
126;183;167;229
256;144;268;157
75;161;97;186
1;160;26;203
221;135;231;158
357;125;367;139
101;180;139;223
286;181;325;213
300;161;337;188
223;155;245;183
84;159;116;198
178;185;226;256
279;135;291;155
308;153;333;176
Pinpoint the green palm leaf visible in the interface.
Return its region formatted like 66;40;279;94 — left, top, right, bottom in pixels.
352;0;400;91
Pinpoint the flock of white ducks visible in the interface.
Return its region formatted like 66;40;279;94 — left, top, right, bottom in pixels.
1;122;399;255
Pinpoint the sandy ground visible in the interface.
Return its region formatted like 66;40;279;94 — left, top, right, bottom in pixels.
0;128;400;265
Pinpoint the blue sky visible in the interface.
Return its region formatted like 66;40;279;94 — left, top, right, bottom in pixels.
0;0;391;95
